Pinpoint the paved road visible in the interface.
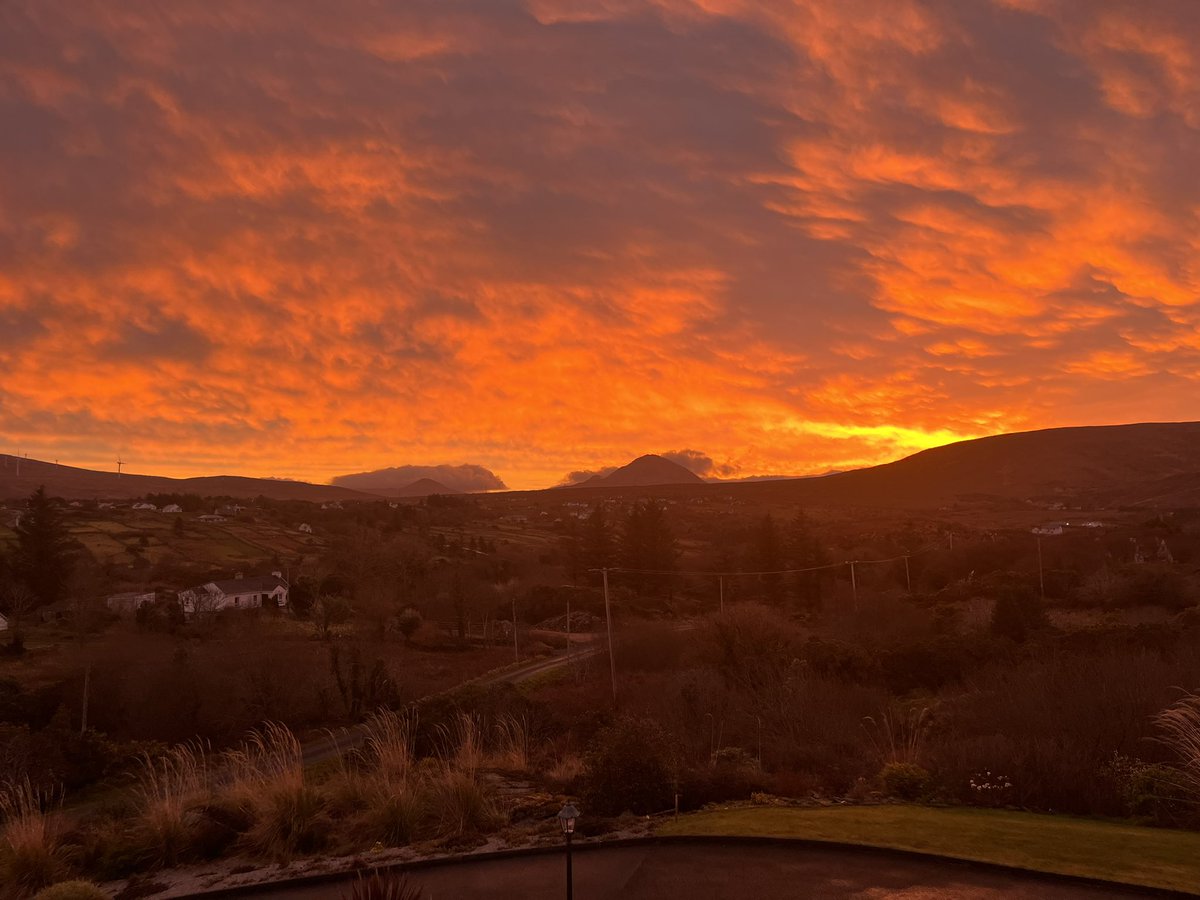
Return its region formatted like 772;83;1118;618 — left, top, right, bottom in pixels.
231;843;1154;899
299;642;605;766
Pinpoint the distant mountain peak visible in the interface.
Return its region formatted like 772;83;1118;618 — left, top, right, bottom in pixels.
571;453;705;488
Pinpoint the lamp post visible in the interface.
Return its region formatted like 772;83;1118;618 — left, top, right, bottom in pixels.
557;803;580;900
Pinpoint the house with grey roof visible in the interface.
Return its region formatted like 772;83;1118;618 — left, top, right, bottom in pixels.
178;572;289;617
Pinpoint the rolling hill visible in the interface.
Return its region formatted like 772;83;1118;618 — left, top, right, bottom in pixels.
775;421;1200;508
0;455;377;503
553;423;1200;509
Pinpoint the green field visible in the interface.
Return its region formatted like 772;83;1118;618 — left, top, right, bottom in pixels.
659;805;1200;894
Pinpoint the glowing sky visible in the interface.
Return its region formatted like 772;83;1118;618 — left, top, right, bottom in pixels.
2;1;1199;490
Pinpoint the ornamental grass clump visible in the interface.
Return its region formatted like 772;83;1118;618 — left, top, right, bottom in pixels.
30;882;107;900
131;741;212;868
342;870;422;900
1154;691;1200;804
0;779;68;899
350;711;427;846
224;723;331;859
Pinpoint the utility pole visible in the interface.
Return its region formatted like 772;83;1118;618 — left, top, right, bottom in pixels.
602;568;617;704
566;593;571;661
512;594;519;663
948;532;954;552
903;556;911;593
1037;537;1045;600
848;561;858;610
718;574;724;614
80;663;91;735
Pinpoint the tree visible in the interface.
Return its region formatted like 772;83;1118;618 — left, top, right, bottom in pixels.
989;580;1047;643
619;501;677;596
0;578;37;654
12;486;76;608
396;607;422;643
752;513;784;602
786;509;827;608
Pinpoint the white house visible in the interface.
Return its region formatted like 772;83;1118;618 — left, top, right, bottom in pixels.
197;514;226;523
178;572;289;616
1032;523;1065;536
298;523;313;533
107;591;156;615
132;502;157;511
161;504;183;514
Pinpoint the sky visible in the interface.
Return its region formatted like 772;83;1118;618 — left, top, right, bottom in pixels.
1;0;1199;491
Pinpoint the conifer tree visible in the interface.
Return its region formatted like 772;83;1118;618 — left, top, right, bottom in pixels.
12;485;75;608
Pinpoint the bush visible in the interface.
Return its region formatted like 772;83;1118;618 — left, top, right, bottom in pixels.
989;582;1047;642
1107;755;1195;827
583;716;675;815
879;761;930;800
32;882;107;900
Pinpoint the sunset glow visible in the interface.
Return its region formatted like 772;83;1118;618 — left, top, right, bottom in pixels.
3;0;1199;489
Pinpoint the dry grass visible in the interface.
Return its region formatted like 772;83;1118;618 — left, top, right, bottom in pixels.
545;753;586;785
862;703;931;766
434;714;486;776
132;742;211;868
491;715;530;771
0;779;66;899
1154;690;1200;801
222;723;329;859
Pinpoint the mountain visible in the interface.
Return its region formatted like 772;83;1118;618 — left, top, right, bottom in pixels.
0;455;375;503
387;478;461;498
333;464;505;494
569;454;705;488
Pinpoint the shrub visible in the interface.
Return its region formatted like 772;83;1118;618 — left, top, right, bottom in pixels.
1107;755;1195;827
583;716;675;815
32;882;107;900
989;581;1047;643
879;762;931;800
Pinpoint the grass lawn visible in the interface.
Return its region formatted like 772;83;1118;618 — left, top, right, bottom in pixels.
659;805;1200;894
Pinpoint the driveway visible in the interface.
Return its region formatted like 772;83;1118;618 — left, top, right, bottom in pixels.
232;842;1157;899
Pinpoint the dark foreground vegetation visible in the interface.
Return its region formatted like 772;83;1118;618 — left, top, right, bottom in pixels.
4;484;1200;896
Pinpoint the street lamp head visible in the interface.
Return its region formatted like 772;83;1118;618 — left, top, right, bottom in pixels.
557;803;580;835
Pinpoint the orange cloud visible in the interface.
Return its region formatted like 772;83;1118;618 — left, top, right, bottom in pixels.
1;0;1199;489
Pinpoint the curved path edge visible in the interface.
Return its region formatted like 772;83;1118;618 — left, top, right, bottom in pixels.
176;832;1200;900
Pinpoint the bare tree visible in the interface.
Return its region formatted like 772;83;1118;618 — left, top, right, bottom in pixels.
0;578;37;654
